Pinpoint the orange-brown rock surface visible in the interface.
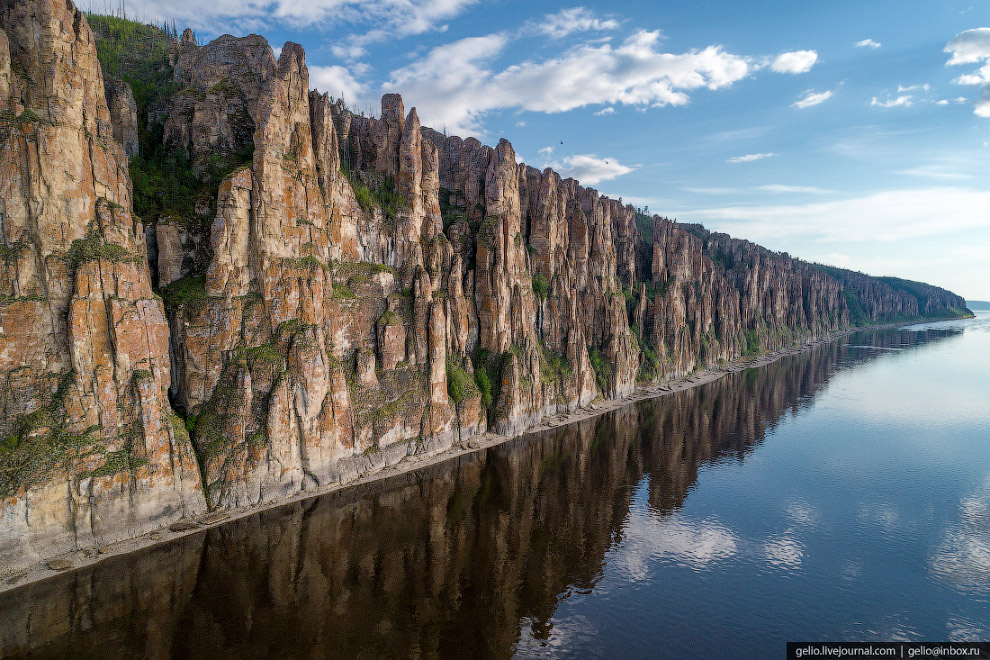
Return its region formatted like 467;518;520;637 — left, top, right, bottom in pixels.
0;0;204;573
0;3;971;574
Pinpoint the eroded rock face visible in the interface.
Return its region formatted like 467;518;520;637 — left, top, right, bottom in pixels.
0;0;204;574
0;7;970;571
104;79;138;157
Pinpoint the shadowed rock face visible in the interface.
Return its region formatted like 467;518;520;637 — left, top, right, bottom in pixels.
0;0;970;572
0;327;960;659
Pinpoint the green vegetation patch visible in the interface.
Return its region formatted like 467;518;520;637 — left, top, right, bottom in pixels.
332;283;356;299
532;273;550;300
161;275;215;314
0;373;104;498
378;309;402;327
348;172;408;223
588;346;613;394
89;449;148;479
634;211;654;243
538;343;572;385
67;231;139;265
470;349;508;419
246;343;283;366
446;357;477;406
88;13;255;226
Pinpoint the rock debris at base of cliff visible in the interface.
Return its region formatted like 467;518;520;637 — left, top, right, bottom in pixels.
0;0;971;574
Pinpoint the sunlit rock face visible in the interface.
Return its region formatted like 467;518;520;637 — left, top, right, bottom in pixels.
0;0;204;572
0;334;887;659
0;0;969;571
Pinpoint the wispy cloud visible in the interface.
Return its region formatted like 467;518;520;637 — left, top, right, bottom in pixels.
771;50;818;74
530;7;619;38
854;39;882;49
685;187;990;243
871;95;914;108
594;106;616;116
757;184;833;194
945;28;990;117
385;30;755;135
895;164;975;180
793;89;834;109
728;152;775;163
545;154;636;184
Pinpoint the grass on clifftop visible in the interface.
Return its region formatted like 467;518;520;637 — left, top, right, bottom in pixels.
89;13;254;226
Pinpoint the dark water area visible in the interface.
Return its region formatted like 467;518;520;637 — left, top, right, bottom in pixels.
2;314;989;659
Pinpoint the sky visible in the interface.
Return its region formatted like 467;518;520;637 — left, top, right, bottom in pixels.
82;0;990;300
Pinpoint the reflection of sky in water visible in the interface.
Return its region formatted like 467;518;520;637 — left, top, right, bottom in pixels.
610;481;740;580
515;312;990;659
931;477;990;594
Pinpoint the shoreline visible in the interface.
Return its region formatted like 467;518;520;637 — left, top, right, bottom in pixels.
0;316;972;596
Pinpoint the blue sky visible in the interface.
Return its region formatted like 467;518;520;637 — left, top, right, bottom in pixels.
84;0;990;300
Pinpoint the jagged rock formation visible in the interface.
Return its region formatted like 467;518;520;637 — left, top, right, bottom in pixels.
0;3;971;574
0;0;204;572
1;328;958;658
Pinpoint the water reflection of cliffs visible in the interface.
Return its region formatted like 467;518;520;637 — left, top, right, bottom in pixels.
0;327;959;659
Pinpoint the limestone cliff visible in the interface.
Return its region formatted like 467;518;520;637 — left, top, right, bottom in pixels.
0;0;204;572
0;4;972;575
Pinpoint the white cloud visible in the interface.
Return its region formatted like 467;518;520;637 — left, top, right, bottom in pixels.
594;106;616;115
937;99;950;105
310;65;366;105
945;28;990;118
871;95;913;108
532;7;619;39
898;83;931;93
330;44;368;60
793;89;834;109
727;152;774;163
771;50;818;74
854;39;882;49
757;184;833;193
385;30;754;135
538;146;555;156
546;154;635;185
685;187;990;243
945;28;990;65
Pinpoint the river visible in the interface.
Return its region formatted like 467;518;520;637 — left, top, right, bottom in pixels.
2;313;988;659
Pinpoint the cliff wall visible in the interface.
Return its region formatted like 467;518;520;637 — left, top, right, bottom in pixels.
0;0;204;573
0;2;971;574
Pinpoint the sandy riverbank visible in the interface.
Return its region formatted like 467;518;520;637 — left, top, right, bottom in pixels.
0;319;960;595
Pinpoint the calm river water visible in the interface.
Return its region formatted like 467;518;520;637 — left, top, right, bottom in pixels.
2;313;989;659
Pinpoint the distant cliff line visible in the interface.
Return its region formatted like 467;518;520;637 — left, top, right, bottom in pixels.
0;1;971;576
